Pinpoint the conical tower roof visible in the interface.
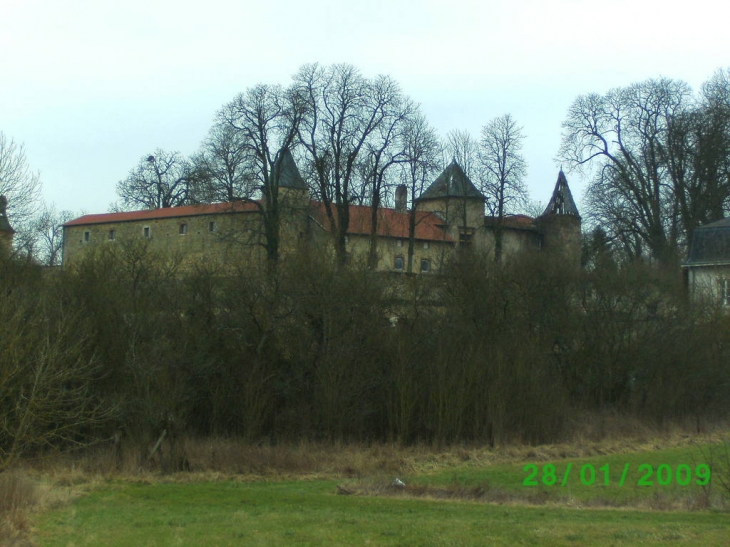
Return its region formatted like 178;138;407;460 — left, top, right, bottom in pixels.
417;160;485;202
541;171;580;218
273;148;307;190
0;195;15;234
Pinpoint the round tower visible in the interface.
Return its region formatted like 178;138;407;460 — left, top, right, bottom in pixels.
0;195;15;255
536;171;582;267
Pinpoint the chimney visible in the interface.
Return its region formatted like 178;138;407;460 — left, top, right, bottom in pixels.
395;185;407;213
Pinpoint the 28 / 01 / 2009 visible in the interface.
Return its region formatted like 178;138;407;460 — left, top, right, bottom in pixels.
522;463;711;487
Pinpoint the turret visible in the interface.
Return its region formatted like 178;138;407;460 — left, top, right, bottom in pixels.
0;195;15;255
415;160;486;248
536;171;581;266
272;148;309;208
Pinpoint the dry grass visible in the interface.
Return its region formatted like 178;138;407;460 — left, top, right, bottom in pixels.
344;475;722;512
18;414;730;484
0;472;41;547
0;468;91;547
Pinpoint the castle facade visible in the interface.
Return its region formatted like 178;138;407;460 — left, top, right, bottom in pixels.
62;159;582;271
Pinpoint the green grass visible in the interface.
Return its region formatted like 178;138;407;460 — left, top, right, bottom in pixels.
405;443;722;507
33;441;730;546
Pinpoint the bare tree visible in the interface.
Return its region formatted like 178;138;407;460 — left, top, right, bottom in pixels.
400;113;441;273
214;84;306;265
443;129;480;180
479;114;528;262
116;149;196;210
294;64;400;265
360;93;414;269
193;122;252;203
559;78;693;265
31;204;75;266
0;278;111;471
0;132;43;247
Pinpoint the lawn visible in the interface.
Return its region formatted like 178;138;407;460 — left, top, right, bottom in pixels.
32;440;730;546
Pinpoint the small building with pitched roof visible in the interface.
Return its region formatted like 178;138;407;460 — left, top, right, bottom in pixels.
683;218;730;307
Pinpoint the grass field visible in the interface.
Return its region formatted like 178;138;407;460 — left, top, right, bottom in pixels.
21;436;730;546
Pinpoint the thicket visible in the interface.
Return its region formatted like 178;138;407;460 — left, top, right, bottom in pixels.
1;244;729;469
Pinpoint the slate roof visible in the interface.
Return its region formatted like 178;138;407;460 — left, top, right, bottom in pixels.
417;160;485;202
685;218;730;266
541;171;580;218
273;148;307;190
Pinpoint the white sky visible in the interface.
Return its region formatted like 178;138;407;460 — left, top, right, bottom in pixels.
2;0;730;216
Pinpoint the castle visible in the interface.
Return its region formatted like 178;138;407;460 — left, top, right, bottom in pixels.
61;157;582;270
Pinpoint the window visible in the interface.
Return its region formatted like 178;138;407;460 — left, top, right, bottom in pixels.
208;221;216;233
459;229;474;249
420;259;431;273
423;241;429;250
83;231;90;242
143;226;150;238
108;229;116;241
394;256;404;271
179;223;187;235
721;278;730;306
396;239;403;247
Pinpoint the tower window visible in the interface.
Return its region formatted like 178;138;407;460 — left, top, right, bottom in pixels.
459;229;474;249
721;278;730;306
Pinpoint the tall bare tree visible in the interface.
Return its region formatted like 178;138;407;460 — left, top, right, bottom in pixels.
479;114;528;262
443;129;480;180
0;132;43;248
400;113;441;273
360;94;415;269
213;84;306;265
116;149;196;210
294;64;401;265
193;122;252;203
559;78;693;264
31;204;75;266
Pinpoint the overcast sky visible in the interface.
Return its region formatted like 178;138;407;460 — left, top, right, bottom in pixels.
3;0;730;217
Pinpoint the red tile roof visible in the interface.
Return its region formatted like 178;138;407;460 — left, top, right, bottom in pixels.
63;201;261;227
64;200;453;243
312;203;453;242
